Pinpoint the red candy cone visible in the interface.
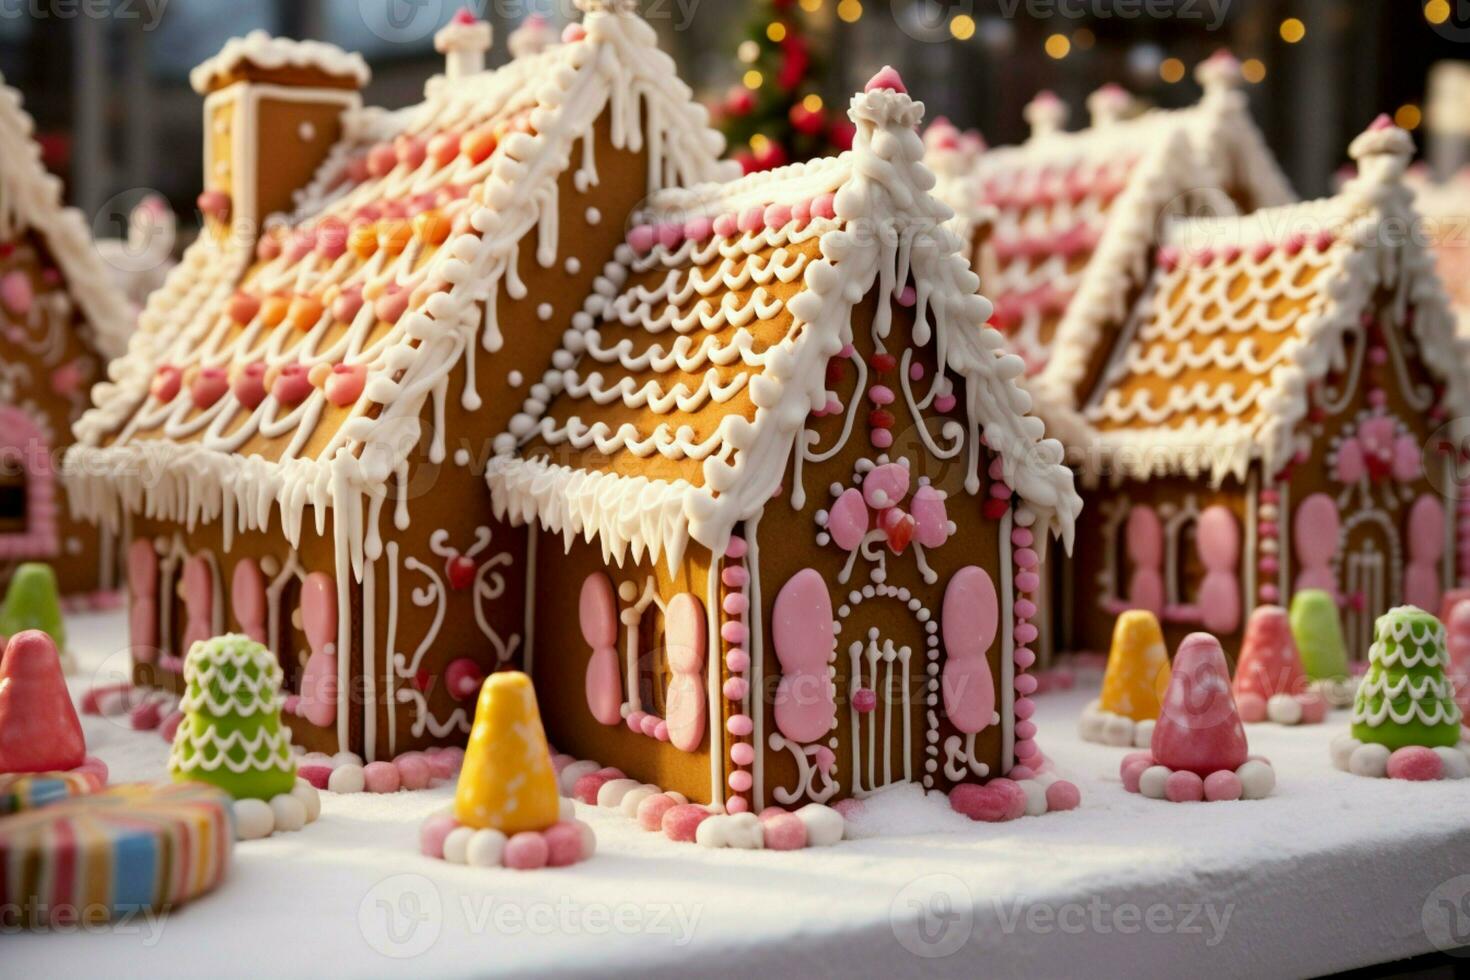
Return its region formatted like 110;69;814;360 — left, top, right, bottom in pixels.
1151;632;1249;777
0;630;87;773
1232;606;1307;701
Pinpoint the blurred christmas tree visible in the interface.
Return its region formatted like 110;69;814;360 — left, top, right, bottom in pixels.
718;0;852;174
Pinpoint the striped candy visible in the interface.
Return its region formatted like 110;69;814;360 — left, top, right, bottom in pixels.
0;782;234;927
0;769;103;816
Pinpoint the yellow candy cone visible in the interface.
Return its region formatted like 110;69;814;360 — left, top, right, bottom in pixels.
453;672;561;834
1098;610;1171;722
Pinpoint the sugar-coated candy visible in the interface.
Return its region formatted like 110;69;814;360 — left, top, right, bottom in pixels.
364;761;401;794
795;803;846;846
1044;780;1081;812
420;813;457;859
696;812;763;849
503;832;549;870
235;798;275;840
1151;633;1249;777
455;673;560;834
1164;770;1204;803
1137;766;1170;799
1348;742;1390;778
298;764;332;790
1203;770;1242;801
761;812;808;851
637;793;679;831
328;764;366;794
442;826;473;864
558;760;600;796
950;778;1027;822
543;822;585;866
1236;759;1276;799
466;829;508;868
270;793;308;833
395;754;432;791
1386;746;1443;781
662;803;712;842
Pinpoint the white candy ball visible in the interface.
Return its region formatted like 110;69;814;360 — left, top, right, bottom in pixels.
1434;746;1470;780
1329;734;1361;771
1101;715;1135;748
576;820;597;859
557;760;600;796
1348;742;1390;779
794;803;845;846
1236;759;1275;799
270;793;308;833
442;826;474;865
596;778;641;809
328;764;366;794
1134;720;1156;748
1077;705;1105;742
619;785;659;818
1138;765;1171;799
1266;694;1302;725
292;781;322;822
234;799;275;840
1019;779;1048;817
331;751;364;768
558;796;576;821
466;829;508;868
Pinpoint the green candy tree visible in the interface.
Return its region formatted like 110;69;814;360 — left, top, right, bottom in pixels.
0;563;66;649
1351;606;1462;750
1289;588;1348;681
169;634;297;800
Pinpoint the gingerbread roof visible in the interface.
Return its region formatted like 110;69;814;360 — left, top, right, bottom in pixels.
1403;165;1470;340
486;70;1081;569
189;31;371;94
929;53;1294;403
1078;118;1470;484
0;75;134;360
65;5;735;580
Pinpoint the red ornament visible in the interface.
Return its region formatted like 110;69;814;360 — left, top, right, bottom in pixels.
881;507;916;554
754;140;788;171
789;102;825;136
777;34;809;91
869;408;894;430
870;352;897;374
829;120;856;152
825;358;845;385
725;86;756;117
446;554;477;591
852;688;877;713
983;498;1010;520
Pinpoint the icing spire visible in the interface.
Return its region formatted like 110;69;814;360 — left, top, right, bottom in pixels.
848;65;923;134
1195;49;1242;98
435;8;492;80
509;14;557;59
1347;114;1413;186
1087;83;1134;127
865;65;907;94
1024;90;1067;138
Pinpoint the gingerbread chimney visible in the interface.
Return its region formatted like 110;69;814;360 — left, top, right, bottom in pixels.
435;9;493;80
189;32;369;235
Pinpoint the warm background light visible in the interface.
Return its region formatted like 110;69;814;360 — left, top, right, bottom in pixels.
1045;33;1071;59
1160;57;1185;83
1280;17;1306;43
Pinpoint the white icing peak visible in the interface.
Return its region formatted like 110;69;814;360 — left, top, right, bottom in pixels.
1024;91;1068;138
509;15;557;59
1348;116;1414;178
435;10;492;55
190;31;370;94
1087;84;1134;126
1195;50;1242;95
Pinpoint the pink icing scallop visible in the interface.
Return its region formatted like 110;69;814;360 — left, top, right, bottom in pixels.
738;207;764;233
764;204;793;229
657;223;683;250
713;213;739;238
811;193;836;219
272;364;315;405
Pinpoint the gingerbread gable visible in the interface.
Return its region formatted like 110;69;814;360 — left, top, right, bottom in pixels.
66;5;736;579
928;53;1294;403
0;76;134;360
1079;119;1470;485
488;71;1081;570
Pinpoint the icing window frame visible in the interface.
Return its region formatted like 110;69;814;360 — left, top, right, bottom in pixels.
1162;496;1203;624
0;407;58;559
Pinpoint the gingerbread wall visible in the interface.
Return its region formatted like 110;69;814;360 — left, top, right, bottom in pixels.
0;229;119;598
749;290;1013;807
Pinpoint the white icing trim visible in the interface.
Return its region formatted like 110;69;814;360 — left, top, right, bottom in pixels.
190;31;370;94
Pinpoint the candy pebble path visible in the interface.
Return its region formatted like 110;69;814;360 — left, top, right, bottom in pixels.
11;611;1470;978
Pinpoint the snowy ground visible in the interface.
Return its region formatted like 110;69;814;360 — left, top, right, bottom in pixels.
9;610;1470;978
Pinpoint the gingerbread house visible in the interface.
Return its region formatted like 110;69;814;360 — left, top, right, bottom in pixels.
64;3;737;761
1064;117;1470;663
0;75;136;602
485;68;1081;811
927;52;1294;399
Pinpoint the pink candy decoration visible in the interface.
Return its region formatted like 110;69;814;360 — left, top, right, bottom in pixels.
662;804;711;842
763;813;808;850
151;366;182;403
445;658;483;700
420;813;457;859
1164;770;1205;803
272;364;314;405
764;204;793;229
573;771;615;805
364;761;401;794
731;742;755;766
1387;746;1443;781
190;368;229;410
0;270;32;315
811;193;836;220
865;65;907;94
637;793;679;831
396;754;432;791
728;771;753;793
949;779;1026;822
771;569;837;743
504;832;549;871
1045;780;1081;811
298;765;332;790
1203;770;1243;801
1151;633;1249;777
727;714;754;737
325;363;367;407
